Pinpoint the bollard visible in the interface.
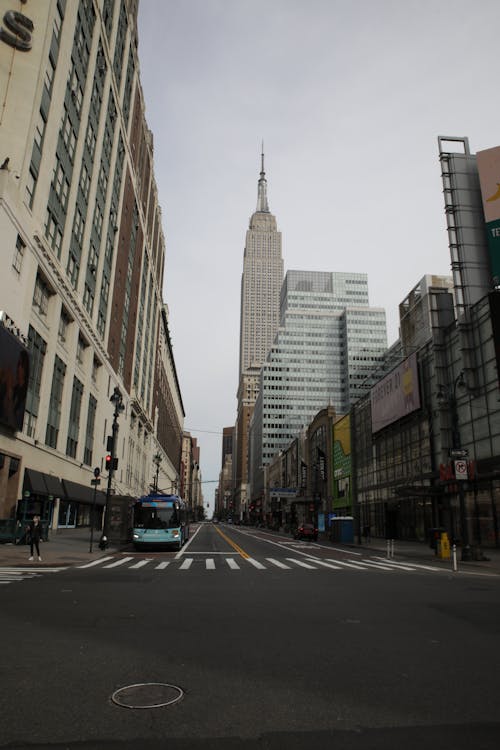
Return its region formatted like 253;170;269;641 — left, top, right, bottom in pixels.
452;543;458;572
386;539;390;558
391;539;395;558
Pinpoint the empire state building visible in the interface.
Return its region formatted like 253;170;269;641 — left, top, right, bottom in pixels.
234;151;284;515
239;152;284;375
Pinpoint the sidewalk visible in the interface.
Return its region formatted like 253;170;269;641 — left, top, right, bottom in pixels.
340;536;500;574
0;527;121;567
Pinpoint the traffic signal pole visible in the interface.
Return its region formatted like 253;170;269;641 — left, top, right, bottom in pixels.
100;387;124;549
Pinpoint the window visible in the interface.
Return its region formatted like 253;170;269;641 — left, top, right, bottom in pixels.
45;355;66;448
66;377;83;458
76;335;86;365
83;394;97;466
24;326;47;438
58;309;70;343
33;274;51;316
25;169;36;208
12;235;25;274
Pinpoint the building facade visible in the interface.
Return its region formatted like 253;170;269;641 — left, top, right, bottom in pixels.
248;270;387;502
233;152;284;518
0;0;184;534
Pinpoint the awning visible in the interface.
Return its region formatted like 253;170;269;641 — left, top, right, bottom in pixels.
24;469;48;495
43;474;65;499
62;479;105;506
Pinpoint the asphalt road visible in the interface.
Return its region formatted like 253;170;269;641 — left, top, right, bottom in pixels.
1;522;499;749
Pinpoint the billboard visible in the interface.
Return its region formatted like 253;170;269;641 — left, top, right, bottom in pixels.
370;352;420;433
0;325;30;432
477;145;500;284
332;414;351;510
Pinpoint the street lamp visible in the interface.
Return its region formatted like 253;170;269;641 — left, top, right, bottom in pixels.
153;452;162;492
100;386;124;549
437;370;472;561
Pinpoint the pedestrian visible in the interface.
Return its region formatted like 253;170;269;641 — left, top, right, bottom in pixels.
27;515;43;561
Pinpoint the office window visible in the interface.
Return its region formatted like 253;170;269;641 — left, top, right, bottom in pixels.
83;393;97;466
45;355;66;449
24;326;47;438
12;235;25;274
33;274;51;316
66;377;83;458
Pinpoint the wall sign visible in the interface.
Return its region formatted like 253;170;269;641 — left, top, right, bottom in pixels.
0;10;34;51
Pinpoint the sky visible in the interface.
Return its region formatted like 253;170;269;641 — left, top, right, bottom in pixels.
137;0;500;511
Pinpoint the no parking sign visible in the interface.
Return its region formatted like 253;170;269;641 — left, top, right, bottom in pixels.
454;460;468;480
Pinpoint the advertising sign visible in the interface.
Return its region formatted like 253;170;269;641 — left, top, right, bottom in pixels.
477;145;500;284
370;352;420;433
0;325;30;432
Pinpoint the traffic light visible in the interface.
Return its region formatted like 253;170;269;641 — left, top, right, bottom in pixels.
105;454;112;471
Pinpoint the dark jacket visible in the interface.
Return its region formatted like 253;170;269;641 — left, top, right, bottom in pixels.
28;521;42;542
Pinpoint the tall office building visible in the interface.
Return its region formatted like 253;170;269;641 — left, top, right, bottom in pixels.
0;1;185;529
248;270;387;499
233;152;284;515
238;151;284;375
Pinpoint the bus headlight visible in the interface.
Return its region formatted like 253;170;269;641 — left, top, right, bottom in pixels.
172;530;179;537
133;533;140;540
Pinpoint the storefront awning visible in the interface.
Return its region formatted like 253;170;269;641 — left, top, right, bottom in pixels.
62;479;105;506
24;469;48;495
43;474;65;499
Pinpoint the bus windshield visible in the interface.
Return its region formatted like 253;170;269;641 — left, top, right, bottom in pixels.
133;504;179;530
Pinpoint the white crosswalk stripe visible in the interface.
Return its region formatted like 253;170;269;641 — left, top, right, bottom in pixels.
266;558;291;569
0;567;66;586
66;555;447;576
285;558;317;569
103;557;134;569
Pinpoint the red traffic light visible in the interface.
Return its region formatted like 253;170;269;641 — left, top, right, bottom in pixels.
105;454;112;469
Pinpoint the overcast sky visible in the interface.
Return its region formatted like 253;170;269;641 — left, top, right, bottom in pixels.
137;0;499;510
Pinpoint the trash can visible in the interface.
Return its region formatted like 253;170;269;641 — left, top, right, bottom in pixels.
429;527;445;550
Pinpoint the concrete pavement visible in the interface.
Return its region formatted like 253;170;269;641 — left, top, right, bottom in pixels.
0;527;120;567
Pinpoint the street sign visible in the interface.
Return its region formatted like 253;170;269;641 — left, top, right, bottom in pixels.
454;460;468;481
449;448;468;458
91;478;101;486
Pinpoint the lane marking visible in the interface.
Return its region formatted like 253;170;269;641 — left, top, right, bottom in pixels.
360;559;407;571
179;558;193;570
77;557;114;568
285;558;317;569
304;558;342;570
214;526;251;559
266;558;291;569
129;559;152;569
373;556;442;572
326;558;368;570
175;524;202;559
363;558;417;572
206;558;215;570
103;557;134;569
228;526;363;556
155;561;170;569
226;558;240;570
246;557;266;569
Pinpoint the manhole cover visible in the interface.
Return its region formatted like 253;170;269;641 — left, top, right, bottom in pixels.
111;682;184;709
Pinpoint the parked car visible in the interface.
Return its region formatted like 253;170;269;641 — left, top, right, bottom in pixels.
293;523;318;541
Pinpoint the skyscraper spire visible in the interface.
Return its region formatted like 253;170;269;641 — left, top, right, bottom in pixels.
256;142;270;213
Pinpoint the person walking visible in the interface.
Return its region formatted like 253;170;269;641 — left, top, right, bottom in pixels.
27;515;43;561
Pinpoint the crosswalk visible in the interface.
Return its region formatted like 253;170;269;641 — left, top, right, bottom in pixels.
74;555;443;575
0;567;66;587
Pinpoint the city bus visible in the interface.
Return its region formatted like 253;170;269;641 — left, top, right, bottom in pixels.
131;493;190;551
